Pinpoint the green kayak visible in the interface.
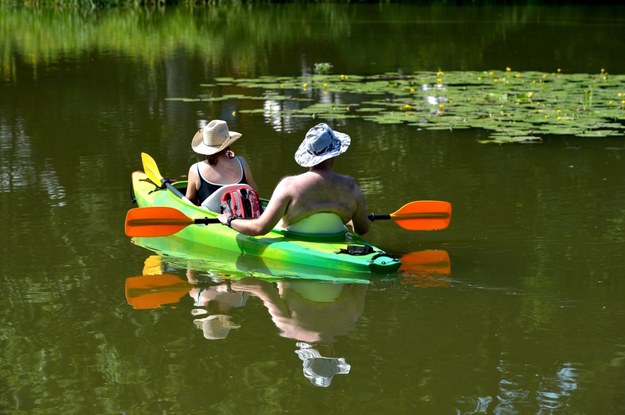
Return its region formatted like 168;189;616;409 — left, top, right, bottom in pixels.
129;170;403;277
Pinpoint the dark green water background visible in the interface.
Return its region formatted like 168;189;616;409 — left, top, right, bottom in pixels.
1;4;625;414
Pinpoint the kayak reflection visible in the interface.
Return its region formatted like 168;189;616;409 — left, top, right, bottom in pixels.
132;235;377;284
126;255;367;387
124;248;451;311
125;249;450;386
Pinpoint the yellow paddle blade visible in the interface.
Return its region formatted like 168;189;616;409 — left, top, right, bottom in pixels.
141;152;163;185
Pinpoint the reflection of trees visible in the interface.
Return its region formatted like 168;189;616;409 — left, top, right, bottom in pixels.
2;5;623;81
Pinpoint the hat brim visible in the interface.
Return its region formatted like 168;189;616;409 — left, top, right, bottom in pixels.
193;314;240;340
191;130;242;155
294;130;351;168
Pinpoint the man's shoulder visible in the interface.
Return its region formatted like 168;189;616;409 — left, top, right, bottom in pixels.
280;171;314;183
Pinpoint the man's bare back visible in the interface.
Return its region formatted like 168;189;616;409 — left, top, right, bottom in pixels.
273;161;368;232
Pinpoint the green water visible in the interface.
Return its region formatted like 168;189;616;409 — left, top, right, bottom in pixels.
1;4;625;414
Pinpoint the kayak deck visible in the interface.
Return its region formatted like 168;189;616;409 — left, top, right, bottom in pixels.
130;171;402;275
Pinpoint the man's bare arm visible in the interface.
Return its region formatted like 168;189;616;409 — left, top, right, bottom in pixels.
218;178;291;236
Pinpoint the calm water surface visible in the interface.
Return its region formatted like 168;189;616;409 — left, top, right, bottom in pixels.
1;4;625;414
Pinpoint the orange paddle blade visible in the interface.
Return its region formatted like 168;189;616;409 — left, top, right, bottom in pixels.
390;200;452;231
125;206;194;237
125;274;192;309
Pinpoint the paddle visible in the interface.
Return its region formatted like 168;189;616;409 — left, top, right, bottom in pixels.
125;206;219;237
141;152;192;203
368;200;451;231
125;200;451;237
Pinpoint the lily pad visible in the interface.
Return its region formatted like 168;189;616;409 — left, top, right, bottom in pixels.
175;70;625;143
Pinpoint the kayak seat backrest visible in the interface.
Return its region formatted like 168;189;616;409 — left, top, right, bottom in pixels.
283;213;347;237
201;184;259;215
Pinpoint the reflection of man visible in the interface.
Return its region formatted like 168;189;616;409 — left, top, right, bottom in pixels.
230;278;368;387
295;342;351;387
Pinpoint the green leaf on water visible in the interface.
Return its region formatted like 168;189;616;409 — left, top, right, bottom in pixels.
171;70;625;143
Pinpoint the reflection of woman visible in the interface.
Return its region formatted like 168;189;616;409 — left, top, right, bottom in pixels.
189;282;248;311
230;278;368;386
187;272;248;340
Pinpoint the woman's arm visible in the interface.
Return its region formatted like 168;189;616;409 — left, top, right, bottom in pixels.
185;164;199;205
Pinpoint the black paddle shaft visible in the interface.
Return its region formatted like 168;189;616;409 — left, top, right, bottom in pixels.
368;213;391;221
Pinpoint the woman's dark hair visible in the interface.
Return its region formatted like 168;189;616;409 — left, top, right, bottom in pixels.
206;147;230;166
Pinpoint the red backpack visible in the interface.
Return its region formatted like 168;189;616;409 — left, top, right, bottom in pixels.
219;185;262;219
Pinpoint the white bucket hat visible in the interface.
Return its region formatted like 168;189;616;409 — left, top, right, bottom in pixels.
192;120;242;155
295;342;351;387
294;123;351;167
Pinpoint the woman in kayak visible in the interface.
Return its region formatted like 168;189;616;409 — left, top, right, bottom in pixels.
217;123;369;236
185;120;258;207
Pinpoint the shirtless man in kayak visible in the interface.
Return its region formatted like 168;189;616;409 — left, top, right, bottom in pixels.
217;123;370;236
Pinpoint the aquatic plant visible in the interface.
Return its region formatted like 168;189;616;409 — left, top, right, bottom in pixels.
313;62;333;75
169;69;625;144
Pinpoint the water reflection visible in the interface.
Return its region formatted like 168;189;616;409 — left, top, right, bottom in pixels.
0;127;66;206
126;254;369;387
187;272;247;341
422;82;448;116
228;277;365;387
125;273;191;310
399;250;452;288
126;249;453;389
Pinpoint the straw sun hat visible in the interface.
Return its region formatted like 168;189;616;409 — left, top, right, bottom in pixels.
192;120;242;155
